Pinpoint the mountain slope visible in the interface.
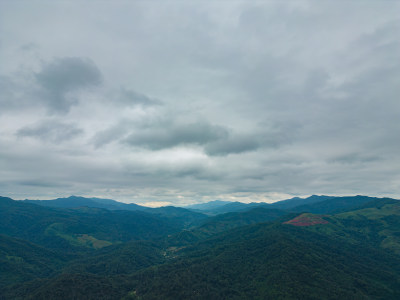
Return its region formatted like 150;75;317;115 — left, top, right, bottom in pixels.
3;195;400;299
24;196;146;211
0;197;184;251
282;198;400;254
0;235;69;290
184;195;333;215
63;240;164;276
270;195;334;210
185;200;233;211
291;195;387;214
24;196;207;226
17;222;400;300
166;207;289;247
130;222;400;300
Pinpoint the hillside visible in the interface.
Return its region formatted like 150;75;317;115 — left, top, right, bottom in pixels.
24;196;207;225
0;197;185;251
185;200;233;211
125;223;400;299
0;235;69;289
24;196;146;211
11;222;400;300
166;207;289;247
270;195;334;210
2;195;400;299
185;195;379;215
291;195;383;214
282;198;400;254
63;240;165;276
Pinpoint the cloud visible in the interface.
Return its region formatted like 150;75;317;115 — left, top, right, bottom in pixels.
117;88;162;107
92;122;129;148
1;1;400;203
329;153;381;165
205;134;260;156
17;179;71;188
35;57;102;113
17;120;83;143
0;75;17;111
124;121;229;150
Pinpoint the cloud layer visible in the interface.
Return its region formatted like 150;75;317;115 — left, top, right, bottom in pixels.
0;0;399;205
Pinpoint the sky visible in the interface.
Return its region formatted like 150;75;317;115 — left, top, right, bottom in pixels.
0;0;399;206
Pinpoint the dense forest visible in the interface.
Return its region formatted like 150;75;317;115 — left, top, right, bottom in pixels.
1;195;400;299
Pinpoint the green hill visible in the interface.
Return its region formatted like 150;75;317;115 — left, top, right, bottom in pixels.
0;235;69;290
0;197;185;251
128;223;400;299
15;222;400;300
63;240;164;276
2;195;400;299
286;198;400;254
291;195;384;214
166;207;289;247
24;196;208;225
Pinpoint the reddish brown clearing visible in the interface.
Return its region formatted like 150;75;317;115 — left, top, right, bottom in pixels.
284;213;329;226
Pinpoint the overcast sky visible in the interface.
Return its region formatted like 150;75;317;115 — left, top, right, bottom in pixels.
1;0;399;206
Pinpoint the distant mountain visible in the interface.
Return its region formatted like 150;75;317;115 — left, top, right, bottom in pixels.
212;201;270;214
185;195;335;215
270;195;334;210
188;201;271;215
290;195;390;214
23;196;208;226
185;195;334;215
203;195;389;215
185;200;233;211
24;196;147;211
0;196;185;251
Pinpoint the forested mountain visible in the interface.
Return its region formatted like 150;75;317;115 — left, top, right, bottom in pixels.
0;197;187;251
23;196;207;224
24;196;147;211
184;200;233;211
184;195;372;215
269;195;334;210
290;195;386;214
0;235;68;289
1;195;400;299
124;223;400;300
166;207;290;247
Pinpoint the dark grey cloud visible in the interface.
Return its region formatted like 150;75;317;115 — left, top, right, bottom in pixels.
92;122;129;148
117;88;162;107
35;57;102;113
19;42;38;52
17;120;83;143
330;153;381;165
124;121;229;150
0;75;16;111
205;134;260;156
18;179;71;188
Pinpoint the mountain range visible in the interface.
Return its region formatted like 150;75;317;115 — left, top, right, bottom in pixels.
1;194;400;299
